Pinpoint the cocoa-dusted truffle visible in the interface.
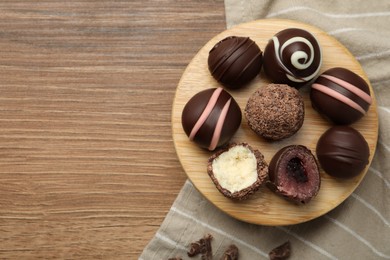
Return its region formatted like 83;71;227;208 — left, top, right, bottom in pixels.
181;87;242;151
263;28;322;88
267;145;320;204
245;84;305;141
207;143;268;200
208;36;263;89
316;126;370;178
311;67;372;125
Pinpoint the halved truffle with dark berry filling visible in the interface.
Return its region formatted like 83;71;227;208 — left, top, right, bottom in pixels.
207;143;268;200
267;145;320;204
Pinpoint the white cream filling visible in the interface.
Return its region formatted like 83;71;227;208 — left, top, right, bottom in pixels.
212;145;258;193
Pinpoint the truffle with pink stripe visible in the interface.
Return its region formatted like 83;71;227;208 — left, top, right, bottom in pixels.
181;87;242;151
310;67;372;125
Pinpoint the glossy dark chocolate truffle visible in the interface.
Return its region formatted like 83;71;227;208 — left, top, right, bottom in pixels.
181;87;242;151
316;126;369;178
267;145;320;204
245;84;305;140
311;67;372;125
208;36;263;89
263;28;322;88
207;143;268;200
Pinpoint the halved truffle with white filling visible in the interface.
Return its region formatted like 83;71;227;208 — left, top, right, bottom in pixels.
207;143;268;200
267;145;320;204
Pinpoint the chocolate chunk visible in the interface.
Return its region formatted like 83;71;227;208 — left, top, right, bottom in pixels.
188;234;213;260
168;257;182;260
221;244;239;260
269;241;291;260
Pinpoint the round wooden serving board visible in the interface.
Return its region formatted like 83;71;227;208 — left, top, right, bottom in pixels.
172;19;378;226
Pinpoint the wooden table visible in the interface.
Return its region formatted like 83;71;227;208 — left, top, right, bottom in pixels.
0;1;225;258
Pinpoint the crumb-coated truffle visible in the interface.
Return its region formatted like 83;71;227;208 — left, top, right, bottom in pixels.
207;143;268;200
208;36;263;89
245;84;305;141
181;87;242;151
311;67;372;125
263;28;322;88
267;145;320;204
316;126;370;178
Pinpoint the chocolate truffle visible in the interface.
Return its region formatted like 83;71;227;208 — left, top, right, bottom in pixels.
267;145;320;204
316;126;370;178
208;36;263;89
181;87;242;151
207;143;268;200
311;67;372;125
263;28;322;88
245;84;305;140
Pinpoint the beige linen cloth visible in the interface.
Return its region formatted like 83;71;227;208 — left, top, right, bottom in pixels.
140;1;390;259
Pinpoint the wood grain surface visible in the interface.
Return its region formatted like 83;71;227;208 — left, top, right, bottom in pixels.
172;20;378;225
0;1;226;258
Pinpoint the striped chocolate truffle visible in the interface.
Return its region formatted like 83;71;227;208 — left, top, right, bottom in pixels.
310;67;372;125
208;36;263;89
263;28;322;88
181;88;242;151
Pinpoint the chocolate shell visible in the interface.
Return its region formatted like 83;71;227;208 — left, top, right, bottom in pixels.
310;67;372;125
207;143;268;200
208;36;263;89
267;145;320;204
316;126;370;178
245;84;305;140
181;88;242;151
263;28;322;88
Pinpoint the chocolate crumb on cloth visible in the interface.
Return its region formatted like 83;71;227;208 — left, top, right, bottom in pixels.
187;234;213;259
221;244;239;260
269;241;291;260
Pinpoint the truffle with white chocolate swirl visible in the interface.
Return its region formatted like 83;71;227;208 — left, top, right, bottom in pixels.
263;28;322;88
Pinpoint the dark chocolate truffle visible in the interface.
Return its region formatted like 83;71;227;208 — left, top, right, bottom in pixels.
208;36;263;89
263;28;322;88
207;143;268;200
311;67;372;125
181;87;242;151
267;145;320;204
245;84;305;140
316;126;370;178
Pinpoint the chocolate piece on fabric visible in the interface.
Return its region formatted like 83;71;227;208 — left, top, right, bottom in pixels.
141;1;390;259
221;244;239;260
269;241;291;260
187;233;213;259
